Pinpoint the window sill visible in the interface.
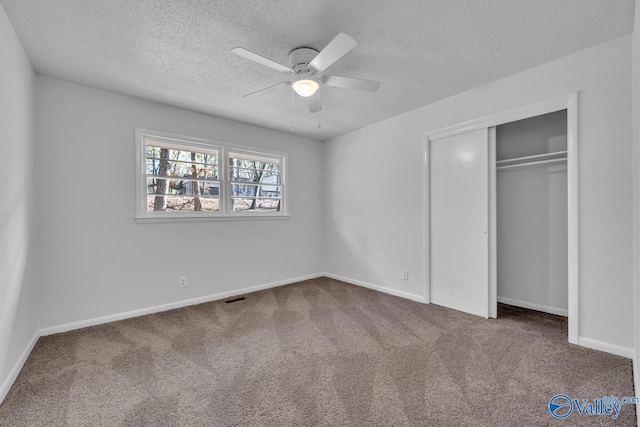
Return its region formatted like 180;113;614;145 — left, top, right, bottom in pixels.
134;214;290;224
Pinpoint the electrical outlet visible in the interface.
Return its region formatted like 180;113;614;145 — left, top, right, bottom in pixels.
402;270;409;280
179;276;187;288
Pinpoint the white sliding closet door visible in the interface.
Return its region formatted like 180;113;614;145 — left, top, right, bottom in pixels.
430;128;490;318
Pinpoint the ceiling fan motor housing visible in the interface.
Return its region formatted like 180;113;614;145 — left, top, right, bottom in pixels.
288;47;319;77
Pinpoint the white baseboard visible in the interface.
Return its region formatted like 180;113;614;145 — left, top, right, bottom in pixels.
578;337;635;359
323;272;427;303
497;296;568;317
2;274;324;405
0;331;39;405
40;273;324;336
4;274;634;411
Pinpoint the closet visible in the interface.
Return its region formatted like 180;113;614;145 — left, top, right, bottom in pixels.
428;102;573;327
496;110;568;317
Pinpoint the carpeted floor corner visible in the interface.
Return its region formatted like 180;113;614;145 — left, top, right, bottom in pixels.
0;277;636;426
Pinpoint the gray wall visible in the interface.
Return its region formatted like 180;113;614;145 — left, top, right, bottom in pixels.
0;5;39;402
324;35;635;351
35;76;324;329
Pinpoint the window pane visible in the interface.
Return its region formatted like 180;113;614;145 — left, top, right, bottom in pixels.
229;157;280;185
147;178;220;196
232;198;281;212
146;195;220;212
146;145;162;159
146;159;217;179
232;170;280;184
231;183;281;198
147;145;217;165
146;145;218;179
228;152;283;214
201;182;220;196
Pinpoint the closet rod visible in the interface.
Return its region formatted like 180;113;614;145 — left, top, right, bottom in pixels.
496;150;568;165
497;157;567;170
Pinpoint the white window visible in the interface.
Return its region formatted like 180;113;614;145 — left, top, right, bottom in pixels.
229;150;283;213
135;129;287;220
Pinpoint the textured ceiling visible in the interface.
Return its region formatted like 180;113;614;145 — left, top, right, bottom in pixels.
1;0;635;140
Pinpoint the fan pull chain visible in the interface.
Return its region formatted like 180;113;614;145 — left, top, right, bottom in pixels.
291;88;295;132
318;89;321;128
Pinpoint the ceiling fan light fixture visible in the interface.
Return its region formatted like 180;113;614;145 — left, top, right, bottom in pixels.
292;78;319;97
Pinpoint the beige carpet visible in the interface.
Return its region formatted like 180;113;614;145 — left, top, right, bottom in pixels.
0;277;636;426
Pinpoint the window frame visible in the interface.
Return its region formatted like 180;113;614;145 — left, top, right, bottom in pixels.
135;128;289;222
227;148;285;217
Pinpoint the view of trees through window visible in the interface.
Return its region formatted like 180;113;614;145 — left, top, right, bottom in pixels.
146;144;220;212
141;135;285;216
229;153;282;212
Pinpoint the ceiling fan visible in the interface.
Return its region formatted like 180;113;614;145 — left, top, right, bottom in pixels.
231;33;380;113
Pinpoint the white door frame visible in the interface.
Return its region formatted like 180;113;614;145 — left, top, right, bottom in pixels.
423;92;579;344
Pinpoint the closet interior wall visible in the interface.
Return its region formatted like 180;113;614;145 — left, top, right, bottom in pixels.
496;110;569;316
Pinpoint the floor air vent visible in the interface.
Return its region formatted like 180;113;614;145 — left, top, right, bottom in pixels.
224;296;246;304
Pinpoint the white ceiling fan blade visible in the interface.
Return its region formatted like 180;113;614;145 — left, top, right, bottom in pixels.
322;75;380;92
243;81;291;97
231;48;293;74
308;33;357;73
308;95;322;113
